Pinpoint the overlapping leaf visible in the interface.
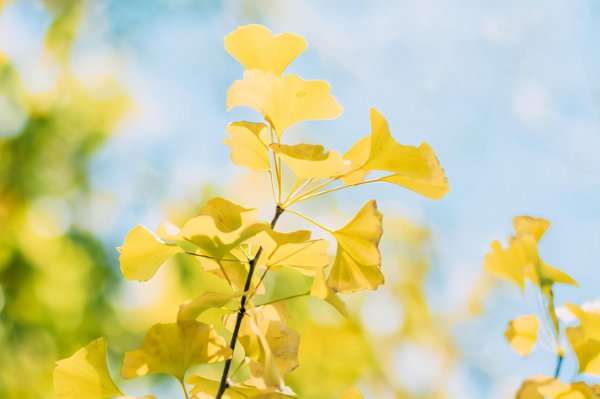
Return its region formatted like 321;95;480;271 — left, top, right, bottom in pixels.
187;375;293;399
121;321;231;381
227;70;342;138
271;143;347;180
328;200;384;293
225;24;306;75
309;268;349;318
516;375;600;399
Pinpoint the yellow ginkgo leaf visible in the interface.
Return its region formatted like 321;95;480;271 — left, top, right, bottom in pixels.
513;216;551;242
252;228;330;276
118;225;183;282
310;268;349;318
227;70;342;137
225;304;300;379
224;121;271;172
516;375;600;399
121;321;232;381
341;109;449;198
54;338;123;399
177;292;240;321
341;387;365;399
187;375;292;399
505;314;539;356
181;197;269;259
271;143;347;180
328;200;384;293
565;303;600;376
224;24;307;75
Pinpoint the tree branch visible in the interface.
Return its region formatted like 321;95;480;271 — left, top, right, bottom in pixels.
215;205;284;398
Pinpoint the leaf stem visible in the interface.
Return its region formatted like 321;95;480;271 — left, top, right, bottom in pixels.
179;378;190;399
554;353;564;378
286;208;333;233
257;291;310;307
287;177;385;206
215;206;284;399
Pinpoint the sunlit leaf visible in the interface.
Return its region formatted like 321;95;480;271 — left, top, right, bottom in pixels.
187;375;293;399
328;200;384;293
253;228;330;276
516;375;600;399
118;225;183;282
227;70;342;138
513;216;550;242
310;269;349;318
178;292;240;321
181;197;269;259
224;24;307;75
271;143;347;180
54;338;123;399
565;304;600;376
342;109;449;199
505;314;539;356
224;122;271;172
121;321;232;381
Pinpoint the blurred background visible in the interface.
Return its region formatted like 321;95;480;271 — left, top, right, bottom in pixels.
1;0;599;398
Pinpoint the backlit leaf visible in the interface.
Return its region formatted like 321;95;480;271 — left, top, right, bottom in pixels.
310;269;349;318
224;24;307;75
565;304;600;376
227;70;342;138
271;143;347;180
121;321;231;381
177;292;240;322
505;314;539;356
54;338;123;399
328;200;384;293
516;375;600;399
224;122;271;172
118;225;183;282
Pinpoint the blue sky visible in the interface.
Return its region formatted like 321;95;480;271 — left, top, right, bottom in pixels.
2;0;599;397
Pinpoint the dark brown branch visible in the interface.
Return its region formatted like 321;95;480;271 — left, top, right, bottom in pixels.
215;206;284;398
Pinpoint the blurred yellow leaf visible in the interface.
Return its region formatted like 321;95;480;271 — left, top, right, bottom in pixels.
187;375;292;399
54;338;123;399
513;216;551;242
224;24;307;75
328;200;384;293
271;143;347;180
505;314;538;356
341;386;365;399
227;70;342;138
516;375;600;399
118;225;183;282
224;122;271;172
121;321;232;381
565;304;600;376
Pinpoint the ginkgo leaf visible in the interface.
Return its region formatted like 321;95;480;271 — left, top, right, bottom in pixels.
516;375;600;399
328;200;384;293
505;314;539;356
271;143;347;180
187;375;293;399
252;228;330;276
342;109;449;199
121;321;232;381
565;304;600;376
177;292;240;321
513;216;551;242
224;24;307;75
227;70;342;138
341;387;365;399
118;225;183;282
54;338;123;399
310;268;349;318
181;197;269;259
225;304;300;379
224;122;271;172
